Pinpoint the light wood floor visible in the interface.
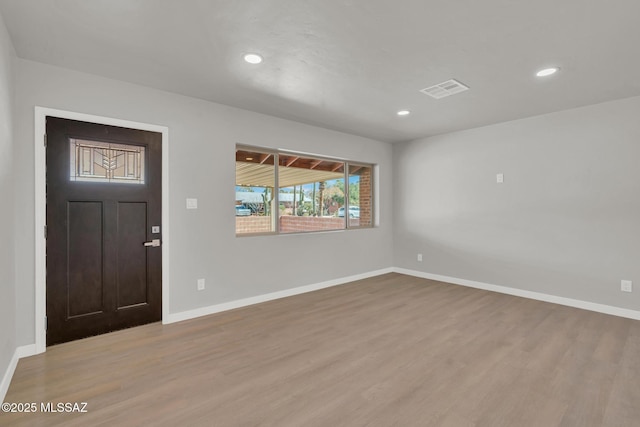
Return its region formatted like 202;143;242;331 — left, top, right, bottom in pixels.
3;273;640;426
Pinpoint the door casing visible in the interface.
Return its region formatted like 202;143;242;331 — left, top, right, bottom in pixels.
34;106;170;354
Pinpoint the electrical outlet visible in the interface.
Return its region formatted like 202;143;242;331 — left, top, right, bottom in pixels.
197;278;205;291
186;198;198;209
496;173;504;183
417;253;423;262
621;280;633;293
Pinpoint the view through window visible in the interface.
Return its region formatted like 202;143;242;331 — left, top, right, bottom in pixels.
236;147;373;235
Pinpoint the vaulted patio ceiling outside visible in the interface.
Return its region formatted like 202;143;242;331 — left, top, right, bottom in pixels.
236;150;345;188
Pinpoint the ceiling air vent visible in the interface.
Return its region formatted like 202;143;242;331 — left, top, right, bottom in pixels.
420;79;469;99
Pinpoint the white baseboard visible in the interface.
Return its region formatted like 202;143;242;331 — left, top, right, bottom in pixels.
4;266;637;401
394;267;640;321
1;344;37;402
16;344;37;359
165;267;395;324
0;350;18;403
3;269;395;397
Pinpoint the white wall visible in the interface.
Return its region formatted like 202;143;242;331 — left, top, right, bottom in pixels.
0;11;15;387
12;42;640;354
394;96;640;311
13;59;394;346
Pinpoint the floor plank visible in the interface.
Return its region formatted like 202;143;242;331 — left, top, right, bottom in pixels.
2;273;639;426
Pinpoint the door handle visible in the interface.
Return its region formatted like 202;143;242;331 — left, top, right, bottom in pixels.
143;239;161;247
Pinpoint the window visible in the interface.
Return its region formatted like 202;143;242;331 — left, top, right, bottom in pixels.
278;153;345;233
70;139;145;184
235;149;276;234
348;163;373;228
236;146;374;235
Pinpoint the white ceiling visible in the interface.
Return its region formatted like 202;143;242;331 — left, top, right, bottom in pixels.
1;0;639;143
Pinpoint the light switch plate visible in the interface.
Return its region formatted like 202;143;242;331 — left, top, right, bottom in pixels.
197;278;205;291
186;198;198;209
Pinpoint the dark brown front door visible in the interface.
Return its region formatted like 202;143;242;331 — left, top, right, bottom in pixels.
46;117;162;346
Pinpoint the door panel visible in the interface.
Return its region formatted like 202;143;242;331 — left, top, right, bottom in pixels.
117;202;148;308
67;201;104;317
46;117;162;346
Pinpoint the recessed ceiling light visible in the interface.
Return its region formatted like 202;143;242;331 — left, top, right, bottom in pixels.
397;110;411;116
243;53;263;64
536;67;559;77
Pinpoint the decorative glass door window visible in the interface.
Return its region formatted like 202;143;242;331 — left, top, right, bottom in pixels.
70;139;145;184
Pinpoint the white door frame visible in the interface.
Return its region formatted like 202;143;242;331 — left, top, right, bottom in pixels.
34;107;170;354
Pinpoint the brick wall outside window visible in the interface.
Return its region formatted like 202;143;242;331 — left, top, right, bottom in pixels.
357;167;372;227
236;216;360;234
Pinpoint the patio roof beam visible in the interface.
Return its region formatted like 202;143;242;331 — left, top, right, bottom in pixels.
259;153;271;164
285;156;299;167
310;160;323;170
